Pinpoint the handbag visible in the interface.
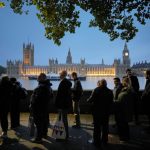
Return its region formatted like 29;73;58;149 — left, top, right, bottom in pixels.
28;114;35;137
52;112;66;140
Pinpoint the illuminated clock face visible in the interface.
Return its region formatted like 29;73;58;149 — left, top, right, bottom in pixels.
125;52;128;56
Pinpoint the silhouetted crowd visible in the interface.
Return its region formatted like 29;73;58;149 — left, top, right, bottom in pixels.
0;76;28;138
0;68;150;149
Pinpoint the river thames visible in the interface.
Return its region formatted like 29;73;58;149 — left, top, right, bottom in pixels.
18;76;146;90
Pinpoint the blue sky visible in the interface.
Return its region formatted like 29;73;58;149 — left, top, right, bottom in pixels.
0;3;150;67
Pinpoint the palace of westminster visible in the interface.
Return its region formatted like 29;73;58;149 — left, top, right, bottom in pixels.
7;42;149;77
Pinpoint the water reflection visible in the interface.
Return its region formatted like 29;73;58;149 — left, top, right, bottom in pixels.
18;76;146;90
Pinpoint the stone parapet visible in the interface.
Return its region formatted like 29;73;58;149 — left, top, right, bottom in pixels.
20;90;144;114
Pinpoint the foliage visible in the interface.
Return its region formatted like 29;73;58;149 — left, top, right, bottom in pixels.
5;0;150;45
0;65;6;75
0;1;5;7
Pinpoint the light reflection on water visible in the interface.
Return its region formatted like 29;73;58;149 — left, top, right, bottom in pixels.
18;76;146;90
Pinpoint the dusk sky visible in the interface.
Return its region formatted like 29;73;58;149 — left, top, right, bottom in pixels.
0;2;150;67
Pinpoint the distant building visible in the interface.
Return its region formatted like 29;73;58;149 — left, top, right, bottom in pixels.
113;42;131;76
7;42;146;78
7;60;22;77
132;61;150;76
23;43;34;66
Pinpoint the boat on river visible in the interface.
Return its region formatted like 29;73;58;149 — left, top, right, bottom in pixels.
28;73;86;81
28;75;38;80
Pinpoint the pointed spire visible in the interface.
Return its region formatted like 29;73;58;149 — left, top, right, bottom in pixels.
66;48;72;64
102;58;104;65
69;48;71;53
23;43;25;49
124;41;128;51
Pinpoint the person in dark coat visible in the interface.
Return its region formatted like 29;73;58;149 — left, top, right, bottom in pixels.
87;79;113;148
45;79;53;127
113;77;123;101
10;77;27;129
112;77;123;127
55;70;72;139
0;76;12;138
126;68;140;125
141;69;150;127
30;73;52;143
115;76;134;142
71;72;83;128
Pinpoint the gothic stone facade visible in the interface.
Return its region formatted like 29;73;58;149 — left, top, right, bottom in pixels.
7;43;132;77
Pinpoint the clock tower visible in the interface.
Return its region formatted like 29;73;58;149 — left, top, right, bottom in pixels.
122;42;130;67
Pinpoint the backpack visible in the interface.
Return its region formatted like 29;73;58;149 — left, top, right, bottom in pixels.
30;87;42;107
19;87;28;99
30;85;51;112
11;82;28;99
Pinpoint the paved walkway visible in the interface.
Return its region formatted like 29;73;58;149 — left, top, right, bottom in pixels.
0;113;150;150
